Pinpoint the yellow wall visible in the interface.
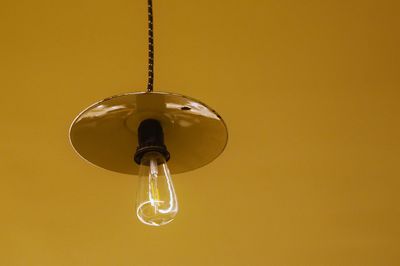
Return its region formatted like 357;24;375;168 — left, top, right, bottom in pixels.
0;0;399;265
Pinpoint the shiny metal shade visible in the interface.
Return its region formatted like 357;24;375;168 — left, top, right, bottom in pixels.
69;92;228;175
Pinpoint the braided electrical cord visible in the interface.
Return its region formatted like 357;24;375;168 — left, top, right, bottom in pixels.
147;0;154;92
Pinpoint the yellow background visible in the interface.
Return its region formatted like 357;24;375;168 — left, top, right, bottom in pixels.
1;0;399;265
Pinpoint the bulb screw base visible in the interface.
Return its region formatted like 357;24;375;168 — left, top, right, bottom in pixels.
134;119;170;164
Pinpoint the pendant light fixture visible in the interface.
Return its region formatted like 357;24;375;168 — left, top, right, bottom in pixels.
69;0;228;226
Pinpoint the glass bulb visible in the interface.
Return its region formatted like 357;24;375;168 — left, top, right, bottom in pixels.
136;151;178;226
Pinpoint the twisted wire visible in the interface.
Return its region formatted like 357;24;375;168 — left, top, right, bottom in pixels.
147;0;154;92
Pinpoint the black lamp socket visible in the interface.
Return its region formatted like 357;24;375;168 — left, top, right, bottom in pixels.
134;119;170;164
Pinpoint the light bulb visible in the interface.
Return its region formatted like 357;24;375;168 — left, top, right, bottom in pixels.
136;151;178;226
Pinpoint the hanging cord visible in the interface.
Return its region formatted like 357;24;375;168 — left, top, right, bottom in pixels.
147;0;154;92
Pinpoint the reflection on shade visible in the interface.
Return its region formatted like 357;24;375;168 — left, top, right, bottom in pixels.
166;102;218;119
178;119;193;127
76;104;131;122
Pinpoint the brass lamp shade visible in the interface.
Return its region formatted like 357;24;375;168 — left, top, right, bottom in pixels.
69;92;228;175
